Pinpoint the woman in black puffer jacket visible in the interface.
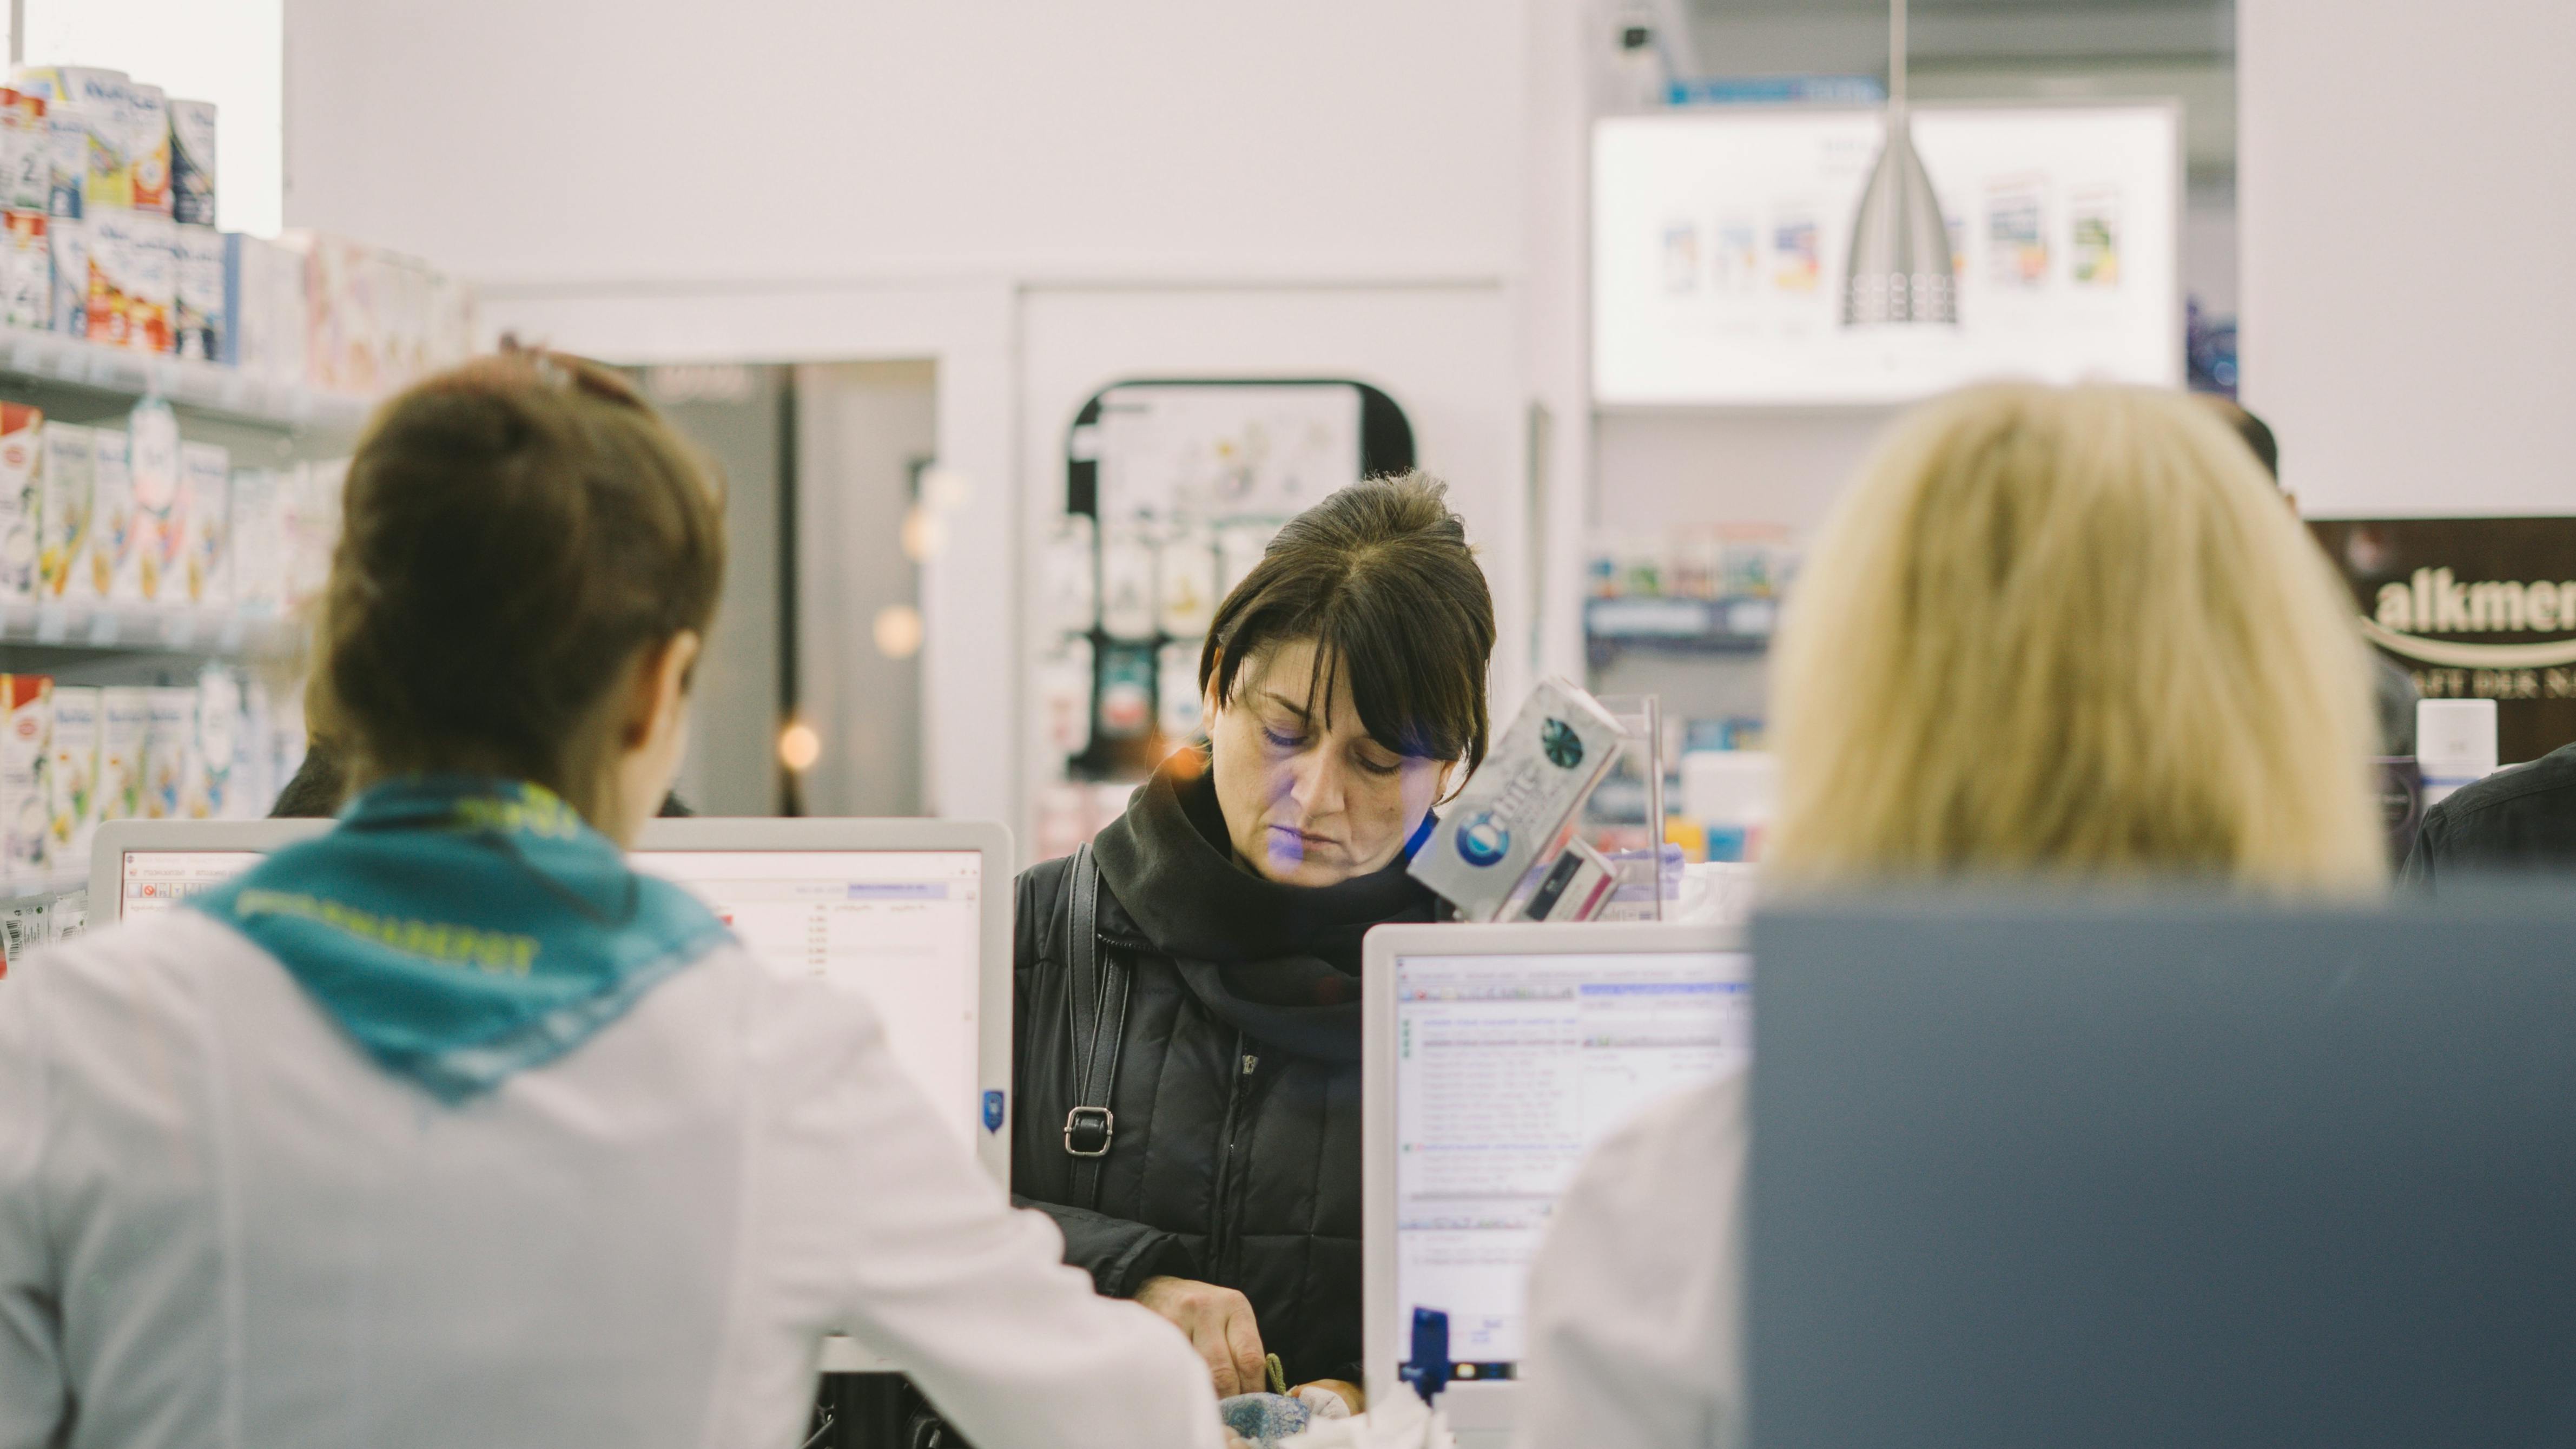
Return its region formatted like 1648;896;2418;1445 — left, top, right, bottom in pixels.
1013;474;1494;1415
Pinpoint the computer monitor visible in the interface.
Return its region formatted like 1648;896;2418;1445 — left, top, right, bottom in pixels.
1362;921;1750;1441
91;816;1015;1180
1748;891;2576;1449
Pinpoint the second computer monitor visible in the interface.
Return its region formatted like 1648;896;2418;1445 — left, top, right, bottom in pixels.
93;816;1015;1180
1361;921;1751;1436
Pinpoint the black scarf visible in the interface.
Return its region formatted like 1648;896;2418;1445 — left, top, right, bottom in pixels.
1090;750;1438;1063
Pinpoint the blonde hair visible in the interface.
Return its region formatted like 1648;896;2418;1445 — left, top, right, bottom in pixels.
1768;383;2383;892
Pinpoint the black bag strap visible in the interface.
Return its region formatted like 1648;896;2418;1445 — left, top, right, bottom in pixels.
1060;842;1132;1209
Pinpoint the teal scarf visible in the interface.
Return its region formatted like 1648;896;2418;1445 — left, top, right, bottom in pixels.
193;776;730;1104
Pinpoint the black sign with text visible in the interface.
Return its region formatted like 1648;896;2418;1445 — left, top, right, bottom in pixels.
2310;518;2576;766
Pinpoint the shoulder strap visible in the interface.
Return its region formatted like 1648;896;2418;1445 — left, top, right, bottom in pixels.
1060;842;1132;1209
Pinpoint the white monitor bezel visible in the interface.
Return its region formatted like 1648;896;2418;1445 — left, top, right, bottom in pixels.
1359;919;1749;1416
91;816;1018;1182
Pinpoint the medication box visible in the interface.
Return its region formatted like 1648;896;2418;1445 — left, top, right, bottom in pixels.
171;223;222;361
169;98;215;227
97;686;147;822
0;674;50;879
143;687;194;820
36;420;88;599
85;207;173;352
1410;678;1626;922
48;684;97;862
175;440;226;603
0;403;37;602
87;428;135;602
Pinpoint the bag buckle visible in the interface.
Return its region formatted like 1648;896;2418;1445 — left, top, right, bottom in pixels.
1064;1105;1115;1158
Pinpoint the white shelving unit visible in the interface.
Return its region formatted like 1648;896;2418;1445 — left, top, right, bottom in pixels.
0;329;373;434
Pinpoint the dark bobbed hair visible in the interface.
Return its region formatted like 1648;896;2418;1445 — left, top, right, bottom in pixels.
1199;472;1496;775
311;347;726;819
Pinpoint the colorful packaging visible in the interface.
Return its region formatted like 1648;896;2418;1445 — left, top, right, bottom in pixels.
0;89;44;212
228;466;277;609
0;207;44;330
127;400;177;601
171;223;222;360
85;207;173;352
10;68;132;214
96;686;147;822
47;684;97;864
192;667;238;819
0;404;37;603
40;109;82;219
0;675;51;880
194;456;233;608
1410;679;1628;922
142;687;194;820
282;458;345;609
87;428;134;603
169;98;215;227
175;440;225;604
35;420;88;600
45;214;82;334
122;82;169;216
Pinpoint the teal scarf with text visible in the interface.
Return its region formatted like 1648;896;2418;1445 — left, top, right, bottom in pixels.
193;776;730;1104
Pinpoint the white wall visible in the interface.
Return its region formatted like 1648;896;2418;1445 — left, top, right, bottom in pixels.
283;2;1523;286
283;0;1540;831
2241;0;2576;518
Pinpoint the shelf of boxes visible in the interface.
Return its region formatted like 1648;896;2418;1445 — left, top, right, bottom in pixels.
0;597;299;656
1584;595;1775;663
0;327;371;434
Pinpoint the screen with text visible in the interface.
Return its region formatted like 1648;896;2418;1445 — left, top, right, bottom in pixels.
1393;949;1752;1374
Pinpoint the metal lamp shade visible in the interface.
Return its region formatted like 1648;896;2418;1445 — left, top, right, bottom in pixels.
1841;109;1957;326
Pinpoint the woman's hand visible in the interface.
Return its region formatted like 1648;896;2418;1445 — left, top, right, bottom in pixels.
1135;1274;1267;1399
1292;1378;1364;1417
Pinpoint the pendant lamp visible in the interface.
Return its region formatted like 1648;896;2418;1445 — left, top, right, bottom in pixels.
1841;0;1957;326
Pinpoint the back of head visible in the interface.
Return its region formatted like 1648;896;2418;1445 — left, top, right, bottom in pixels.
311;349;726;821
1201;471;1496;772
1769;383;2380;891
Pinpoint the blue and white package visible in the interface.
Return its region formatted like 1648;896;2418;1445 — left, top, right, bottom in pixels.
1410;677;1624;921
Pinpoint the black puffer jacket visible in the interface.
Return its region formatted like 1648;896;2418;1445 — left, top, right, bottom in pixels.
1011;754;1438;1387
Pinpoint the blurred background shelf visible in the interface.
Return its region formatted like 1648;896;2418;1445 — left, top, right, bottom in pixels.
1585;596;1775;666
0;601;300;660
0;329;370;436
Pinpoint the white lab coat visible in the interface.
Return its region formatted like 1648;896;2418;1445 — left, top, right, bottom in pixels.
1512;1070;1747;1449
0;910;1221;1449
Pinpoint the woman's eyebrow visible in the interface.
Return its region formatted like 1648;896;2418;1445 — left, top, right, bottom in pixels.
1259;690;1313;721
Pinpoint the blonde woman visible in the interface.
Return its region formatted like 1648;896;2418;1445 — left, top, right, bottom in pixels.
1511;384;2383;1449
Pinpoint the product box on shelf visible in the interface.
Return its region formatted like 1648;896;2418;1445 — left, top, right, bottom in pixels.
9;67;130;214
84;207;173;352
169;98;214;227
0;674;51;879
87;427;134;602
219;233;308;388
227;466;278;610
143;686;193;820
282;458;344;608
39;109;82;220
47;683;97;864
36;420;87;599
192;667;237;819
0;404;37;602
126;400;177;601
175;440;225;604
122;82;169;217
0;208;44;330
45;215;83;334
0;89;47;212
171;223;222;360
96;686;146;822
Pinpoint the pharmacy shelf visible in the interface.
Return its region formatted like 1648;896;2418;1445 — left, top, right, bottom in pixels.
1584;596;1775;665
0;599;300;657
0;868;85;910
0;328;372;434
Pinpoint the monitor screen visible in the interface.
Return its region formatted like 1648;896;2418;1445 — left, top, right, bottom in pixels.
1391;948;1752;1378
116;844;987;1148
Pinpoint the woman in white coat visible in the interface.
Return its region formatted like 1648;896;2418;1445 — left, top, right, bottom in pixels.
1513;384;2387;1449
0;350;1221;1449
